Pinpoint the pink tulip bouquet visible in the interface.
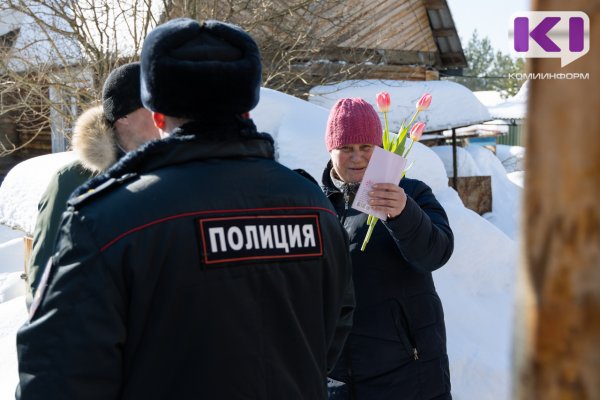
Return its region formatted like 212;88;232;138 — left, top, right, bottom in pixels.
361;92;432;251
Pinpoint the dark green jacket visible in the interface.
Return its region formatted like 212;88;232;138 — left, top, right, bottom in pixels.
26;105;116;309
26;160;95;307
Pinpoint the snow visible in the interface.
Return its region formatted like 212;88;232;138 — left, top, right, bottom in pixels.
252;88;331;181
428;145;523;240
474;90;506;107
0;87;522;400
496;144;526;173
488;81;528;121
507;171;525;188
0;296;28;398
0;151;77;235
1;2;162;71
433;189;516;400
310;80;492;132
464;146;522;241
0;5;82;71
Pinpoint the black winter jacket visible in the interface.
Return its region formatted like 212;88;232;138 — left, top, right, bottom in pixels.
323;162;454;400
16;118;354;400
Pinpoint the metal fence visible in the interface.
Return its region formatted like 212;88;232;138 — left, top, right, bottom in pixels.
496;124;525;147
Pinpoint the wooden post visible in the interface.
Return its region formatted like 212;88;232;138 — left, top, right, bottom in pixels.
451;128;457;189
515;0;600;399
23;236;33;278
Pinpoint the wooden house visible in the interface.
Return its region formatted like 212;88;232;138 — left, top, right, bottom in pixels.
294;0;467;82
0;0;467;181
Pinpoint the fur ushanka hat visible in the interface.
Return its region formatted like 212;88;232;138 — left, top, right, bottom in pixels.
140;18;262;119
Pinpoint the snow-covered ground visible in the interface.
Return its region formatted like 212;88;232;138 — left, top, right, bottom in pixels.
0;85;524;400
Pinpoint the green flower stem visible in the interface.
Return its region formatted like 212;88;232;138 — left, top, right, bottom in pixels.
403;139;415;158
382;112;390;149
405;110;421;131
361;216;379;251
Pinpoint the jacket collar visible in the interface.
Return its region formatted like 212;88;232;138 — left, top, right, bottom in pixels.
74;116;274;197
321;161;339;197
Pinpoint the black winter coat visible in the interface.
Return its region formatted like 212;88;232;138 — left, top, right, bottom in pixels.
323;162;454;400
16;118;354;400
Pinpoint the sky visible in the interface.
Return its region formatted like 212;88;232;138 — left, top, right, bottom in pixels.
446;0;532;54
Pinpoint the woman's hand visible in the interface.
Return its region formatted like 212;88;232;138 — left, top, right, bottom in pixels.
368;183;407;219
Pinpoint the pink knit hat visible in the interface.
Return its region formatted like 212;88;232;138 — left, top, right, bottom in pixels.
325;98;382;152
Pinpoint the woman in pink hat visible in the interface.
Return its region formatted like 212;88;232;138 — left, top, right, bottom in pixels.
322;98;454;400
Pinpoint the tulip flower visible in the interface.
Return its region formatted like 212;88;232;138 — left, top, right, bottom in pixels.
409;122;426;141
362;92;432;252
416;93;432;111
376;92;391;113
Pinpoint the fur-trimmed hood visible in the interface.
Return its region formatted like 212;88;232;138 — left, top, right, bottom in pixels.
71;106;118;173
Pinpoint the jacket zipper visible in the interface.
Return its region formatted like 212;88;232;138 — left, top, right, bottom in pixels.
340;194;350;225
339;192;355;399
394;300;420;361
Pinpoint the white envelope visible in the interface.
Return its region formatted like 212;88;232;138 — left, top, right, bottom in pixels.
351;146;407;220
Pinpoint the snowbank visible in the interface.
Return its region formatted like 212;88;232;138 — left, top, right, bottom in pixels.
403;142;450;195
429;145;523;240
496;144;526;173
434;188;516;400
429;145;483;177
507;171;525;188
0;295;27;400
0;225;27;314
0;151;77;235
252;88;330;182
464;146;523;240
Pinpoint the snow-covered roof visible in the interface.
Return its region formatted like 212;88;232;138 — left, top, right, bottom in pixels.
0;9;22;36
436;120;509;139
487;81;528;121
0;6;82;71
1;1;162;71
309;80;492;132
473;90;506;107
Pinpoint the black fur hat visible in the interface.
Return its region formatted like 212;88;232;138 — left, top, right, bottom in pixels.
101;62;143;124
140;18;262;119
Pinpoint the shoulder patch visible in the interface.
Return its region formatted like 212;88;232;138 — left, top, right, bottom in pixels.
199;214;323;265
68;173;138;208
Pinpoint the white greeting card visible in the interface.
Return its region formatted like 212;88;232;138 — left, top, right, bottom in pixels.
351;146;407;220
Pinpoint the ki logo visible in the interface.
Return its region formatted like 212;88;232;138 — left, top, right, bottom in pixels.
509;12;590;67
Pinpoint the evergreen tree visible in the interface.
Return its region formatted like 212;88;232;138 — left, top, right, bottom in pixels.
449;30;526;97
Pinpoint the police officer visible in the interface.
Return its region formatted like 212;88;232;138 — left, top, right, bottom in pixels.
16;18;354;400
